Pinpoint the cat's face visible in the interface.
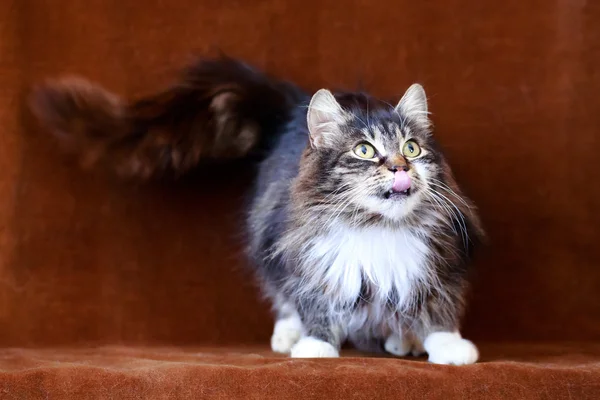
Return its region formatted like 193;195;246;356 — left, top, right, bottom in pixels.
305;85;443;222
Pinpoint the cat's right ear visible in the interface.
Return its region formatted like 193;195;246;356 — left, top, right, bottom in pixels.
307;89;346;149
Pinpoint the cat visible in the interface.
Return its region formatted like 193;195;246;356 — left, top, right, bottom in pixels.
30;57;485;364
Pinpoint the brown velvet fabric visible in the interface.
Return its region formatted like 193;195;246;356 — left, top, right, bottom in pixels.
1;344;599;399
1;0;599;398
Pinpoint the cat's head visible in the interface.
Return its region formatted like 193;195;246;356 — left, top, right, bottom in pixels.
299;84;450;223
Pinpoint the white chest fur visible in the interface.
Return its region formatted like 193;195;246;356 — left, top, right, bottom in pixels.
304;224;431;309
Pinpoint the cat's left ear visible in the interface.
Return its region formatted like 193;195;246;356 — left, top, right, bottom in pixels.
307;89;347;149
395;84;430;128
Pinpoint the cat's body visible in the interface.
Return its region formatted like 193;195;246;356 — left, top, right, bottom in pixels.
31;57;484;364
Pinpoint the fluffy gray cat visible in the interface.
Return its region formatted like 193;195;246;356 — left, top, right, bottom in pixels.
31;57;485;364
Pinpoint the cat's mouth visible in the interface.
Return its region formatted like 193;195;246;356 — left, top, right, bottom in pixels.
383;188;411;199
383;170;413;199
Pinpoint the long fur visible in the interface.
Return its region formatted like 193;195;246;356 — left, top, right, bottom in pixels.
251;94;484;350
31;57;484;357
30;57;303;179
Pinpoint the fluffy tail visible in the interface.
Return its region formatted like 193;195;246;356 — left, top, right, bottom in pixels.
29;57;305;179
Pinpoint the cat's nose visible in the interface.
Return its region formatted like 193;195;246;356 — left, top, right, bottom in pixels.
387;164;409;173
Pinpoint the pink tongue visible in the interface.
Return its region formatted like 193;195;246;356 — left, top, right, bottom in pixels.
392;170;412;192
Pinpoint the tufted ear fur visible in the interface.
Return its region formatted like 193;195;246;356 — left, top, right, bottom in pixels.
395;83;430;128
307;89;348;148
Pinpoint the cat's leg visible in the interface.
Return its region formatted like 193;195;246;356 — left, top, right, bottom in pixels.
384;325;426;357
423;330;478;365
270;298;304;354
290;299;343;358
415;304;479;365
384;332;413;356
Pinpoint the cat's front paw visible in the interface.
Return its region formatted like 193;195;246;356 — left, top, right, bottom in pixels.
385;333;426;357
424;332;479;365
290;337;339;358
384;334;413;356
271;317;303;354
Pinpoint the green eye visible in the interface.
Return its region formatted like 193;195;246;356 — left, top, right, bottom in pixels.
402;140;422;157
353;143;376;159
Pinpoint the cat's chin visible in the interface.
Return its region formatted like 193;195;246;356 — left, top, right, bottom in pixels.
364;191;422;222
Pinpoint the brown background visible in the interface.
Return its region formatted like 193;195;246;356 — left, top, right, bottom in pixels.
1;0;599;349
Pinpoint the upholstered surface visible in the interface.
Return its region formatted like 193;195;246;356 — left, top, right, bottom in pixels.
1;0;599;398
1;343;599;399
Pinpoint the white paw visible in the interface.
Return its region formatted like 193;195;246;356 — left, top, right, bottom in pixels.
271;316;303;354
290;336;339;358
424;332;479;365
384;334;413;356
384;333;425;357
